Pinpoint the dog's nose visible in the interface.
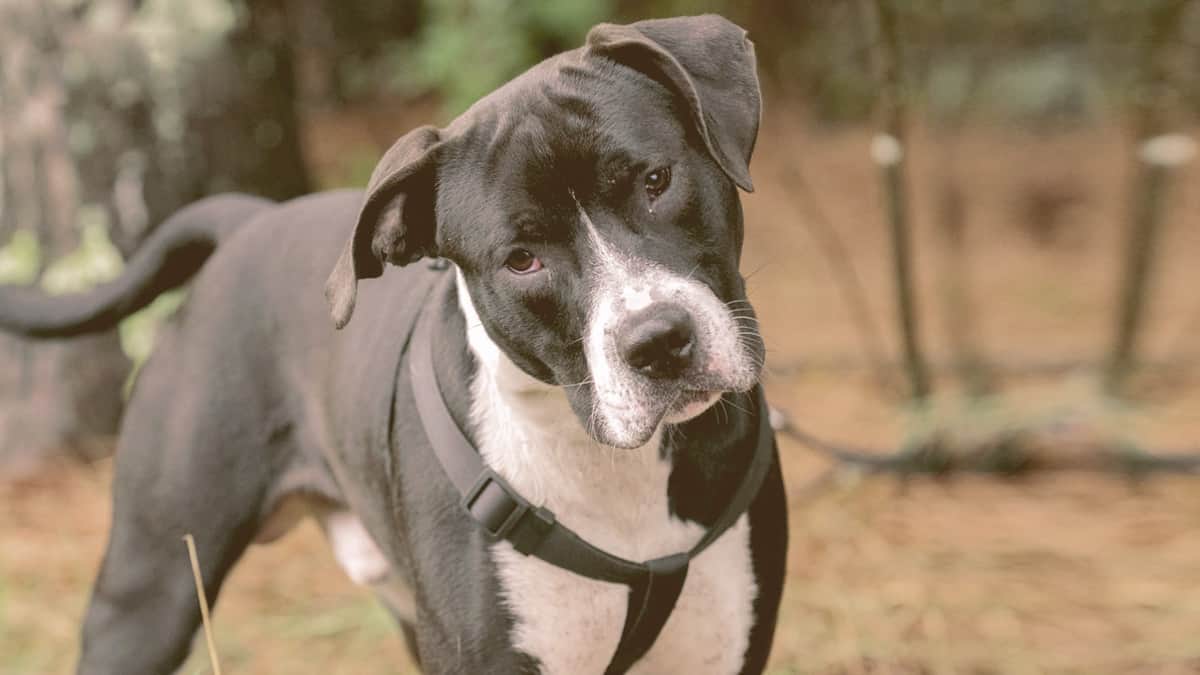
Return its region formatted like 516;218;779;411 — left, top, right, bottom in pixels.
617;303;695;379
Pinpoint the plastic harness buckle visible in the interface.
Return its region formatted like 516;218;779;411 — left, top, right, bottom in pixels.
462;469;556;554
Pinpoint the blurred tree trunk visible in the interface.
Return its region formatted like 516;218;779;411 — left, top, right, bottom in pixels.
0;1;129;472
1103;0;1194;396
0;0;312;473
289;0;422;107
187;0;311;202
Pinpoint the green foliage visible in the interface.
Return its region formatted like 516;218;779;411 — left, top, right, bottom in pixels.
980;52;1100;124
40;209;125;295
0;231;42;286
131;0;236;74
119;288;187;397
397;0;613;117
0;210;180;382
0;211;174;385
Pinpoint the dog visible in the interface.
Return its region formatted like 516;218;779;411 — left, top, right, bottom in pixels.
0;15;787;674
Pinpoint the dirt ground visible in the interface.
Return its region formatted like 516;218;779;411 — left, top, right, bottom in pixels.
3;106;1200;673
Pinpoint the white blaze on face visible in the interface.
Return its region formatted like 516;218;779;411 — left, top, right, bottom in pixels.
575;197;756;448
622;286;654;312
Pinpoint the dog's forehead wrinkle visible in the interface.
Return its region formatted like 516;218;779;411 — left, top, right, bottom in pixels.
538;73;601;127
447;47;680;160
497;68;674;185
463;90;667;229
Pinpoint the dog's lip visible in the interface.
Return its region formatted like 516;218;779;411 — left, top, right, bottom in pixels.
673;389;715;407
663;388;722;421
592;388;727;447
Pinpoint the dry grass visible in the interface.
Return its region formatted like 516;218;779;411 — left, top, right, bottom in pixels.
3;108;1200;673
768;462;1200;674
0;462;417;675
7;450;1200;673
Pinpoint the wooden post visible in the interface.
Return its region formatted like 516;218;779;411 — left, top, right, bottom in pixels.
870;0;932;401
1104;0;1195;396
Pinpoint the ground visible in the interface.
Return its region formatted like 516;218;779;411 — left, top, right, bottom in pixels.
8;454;1200;673
2;106;1199;673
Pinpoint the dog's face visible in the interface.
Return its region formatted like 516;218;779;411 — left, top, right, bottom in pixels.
326;16;764;448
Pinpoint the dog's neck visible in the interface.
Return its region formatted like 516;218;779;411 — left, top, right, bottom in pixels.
455;272;675;550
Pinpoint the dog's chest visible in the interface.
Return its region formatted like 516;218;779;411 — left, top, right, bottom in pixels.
471;380;757;675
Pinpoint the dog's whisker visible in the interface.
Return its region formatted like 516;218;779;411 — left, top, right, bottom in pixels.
742;261;772;282
722;397;751;416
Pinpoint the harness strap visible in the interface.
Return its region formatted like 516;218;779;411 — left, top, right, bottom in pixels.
605;553;689;674
409;264;774;673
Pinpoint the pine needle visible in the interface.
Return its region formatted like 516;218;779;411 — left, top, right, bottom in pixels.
184;533;223;675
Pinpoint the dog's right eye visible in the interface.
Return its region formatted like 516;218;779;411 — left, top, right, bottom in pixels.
644;166;672;198
504;249;543;275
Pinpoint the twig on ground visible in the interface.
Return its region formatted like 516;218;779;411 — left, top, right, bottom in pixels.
184;533;223;675
770;405;1200;476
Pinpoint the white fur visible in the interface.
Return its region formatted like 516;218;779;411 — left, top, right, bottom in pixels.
457;274;758;675
323;510;390;585
575;198;757;447
622;286;654;312
665;390;723;423
321;510;417;621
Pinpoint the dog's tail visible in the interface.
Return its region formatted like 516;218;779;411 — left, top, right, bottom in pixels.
0;193;273;338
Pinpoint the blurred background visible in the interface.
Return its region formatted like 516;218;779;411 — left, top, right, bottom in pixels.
2;0;1199;672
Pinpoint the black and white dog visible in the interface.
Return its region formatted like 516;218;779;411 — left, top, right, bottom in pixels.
0;15;787;674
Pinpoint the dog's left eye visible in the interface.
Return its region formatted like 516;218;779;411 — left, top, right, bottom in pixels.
504;249;543;274
644;166;671;198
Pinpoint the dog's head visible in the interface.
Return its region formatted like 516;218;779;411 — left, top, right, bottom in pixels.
327;15;764;448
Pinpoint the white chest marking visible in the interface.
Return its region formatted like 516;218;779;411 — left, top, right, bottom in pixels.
457;273;758;674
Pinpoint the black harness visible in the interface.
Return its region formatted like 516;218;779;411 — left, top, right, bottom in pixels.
408;262;775;673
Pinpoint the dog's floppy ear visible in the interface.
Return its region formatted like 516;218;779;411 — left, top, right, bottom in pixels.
326;125;441;328
586;15;761;192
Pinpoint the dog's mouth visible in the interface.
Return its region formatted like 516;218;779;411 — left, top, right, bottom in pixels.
583;388;716;421
587;386;726;448
576;339;764;448
664;389;722;423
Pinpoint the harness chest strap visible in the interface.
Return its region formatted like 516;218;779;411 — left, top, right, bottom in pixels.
409;266;774;674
